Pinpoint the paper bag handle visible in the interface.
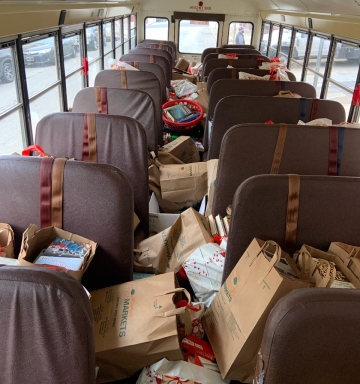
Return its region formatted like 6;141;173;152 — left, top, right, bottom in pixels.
155;288;191;317
257;241;282;284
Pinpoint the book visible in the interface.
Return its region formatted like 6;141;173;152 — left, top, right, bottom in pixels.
215;215;226;237
223;216;230;235
38;237;90;258
177;112;200;123
164;104;193;122
208;214;218;236
34;255;84;271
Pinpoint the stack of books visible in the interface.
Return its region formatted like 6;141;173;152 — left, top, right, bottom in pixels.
34;237;90;271
208;214;230;237
164;104;200;123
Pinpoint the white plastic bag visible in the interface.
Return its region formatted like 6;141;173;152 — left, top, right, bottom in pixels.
238;72;270;81
298;118;332;126
183;243;225;307
136;358;229;384
174;80;198;98
107;58;139;71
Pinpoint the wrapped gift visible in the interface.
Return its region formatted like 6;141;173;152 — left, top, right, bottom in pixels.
183;243;225;307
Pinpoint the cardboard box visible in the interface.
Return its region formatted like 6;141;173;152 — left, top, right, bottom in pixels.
19;224;97;282
160;136;200;164
0;223;14;258
172;71;197;84
90;272;187;382
175;58;190;71
149;193;179;234
203;239;311;382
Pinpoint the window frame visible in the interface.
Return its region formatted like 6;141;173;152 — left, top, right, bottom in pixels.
144;16;169;41
177;19;220;55
226;21;254;45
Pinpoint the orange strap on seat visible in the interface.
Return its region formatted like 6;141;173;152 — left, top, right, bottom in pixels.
94;87;108;114
229;59;233;66
270;124;288;174
216;48;219;53
133;61;139;69
285;174;300;252
231;68;236;79
150;55;155;63
51;158;67;228
121;70;128;89
82;113;97;162
40;157;54;228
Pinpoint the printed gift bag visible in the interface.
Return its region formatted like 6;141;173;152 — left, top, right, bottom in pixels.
136;358;229;384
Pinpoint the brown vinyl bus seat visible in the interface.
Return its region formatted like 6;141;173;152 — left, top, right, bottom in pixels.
224;174;360;282
36;112;149;242
220;44;255;49
255;288;360;384
207;68;297;92
206;96;346;159
121;53;171;87
72;87;158;154
206;80;316;135
213;123;360;217
201;47;259;62
137;42;175;65
121;61;167;103
94;70;163;145
128;48;172;86
203;51;262;67
0;266;95;384
0;156;134;291
141;39;177;57
201;57;270;80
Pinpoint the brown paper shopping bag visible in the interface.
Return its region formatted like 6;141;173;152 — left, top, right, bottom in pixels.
160;162;208;204
149;164;190;213
0;223;14;258
159;136;200;164
328;242;360;281
135;208;212;274
90;272;189;383
203;239;312;382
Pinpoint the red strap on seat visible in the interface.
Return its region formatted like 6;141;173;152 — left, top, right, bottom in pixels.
328;126;338;176
275;81;281;94
310;98;319;120
82;114;90;161
40;157;54;228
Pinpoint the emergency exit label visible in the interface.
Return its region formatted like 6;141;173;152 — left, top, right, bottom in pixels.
189;5;212;11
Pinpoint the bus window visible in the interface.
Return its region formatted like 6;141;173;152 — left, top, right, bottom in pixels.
227;22;253;45
115;19;123;59
130;15;136;49
278;28;292;64
144;17;169;41
326;41;360;117
260;22;270;56
179;20;218;54
123;17;130;54
289;31;309;81
23;35;58;96
0;45;25;155
268;25;280;58
303;36;330;96
103;22;113;55
86;25;102;87
63;33;83;109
